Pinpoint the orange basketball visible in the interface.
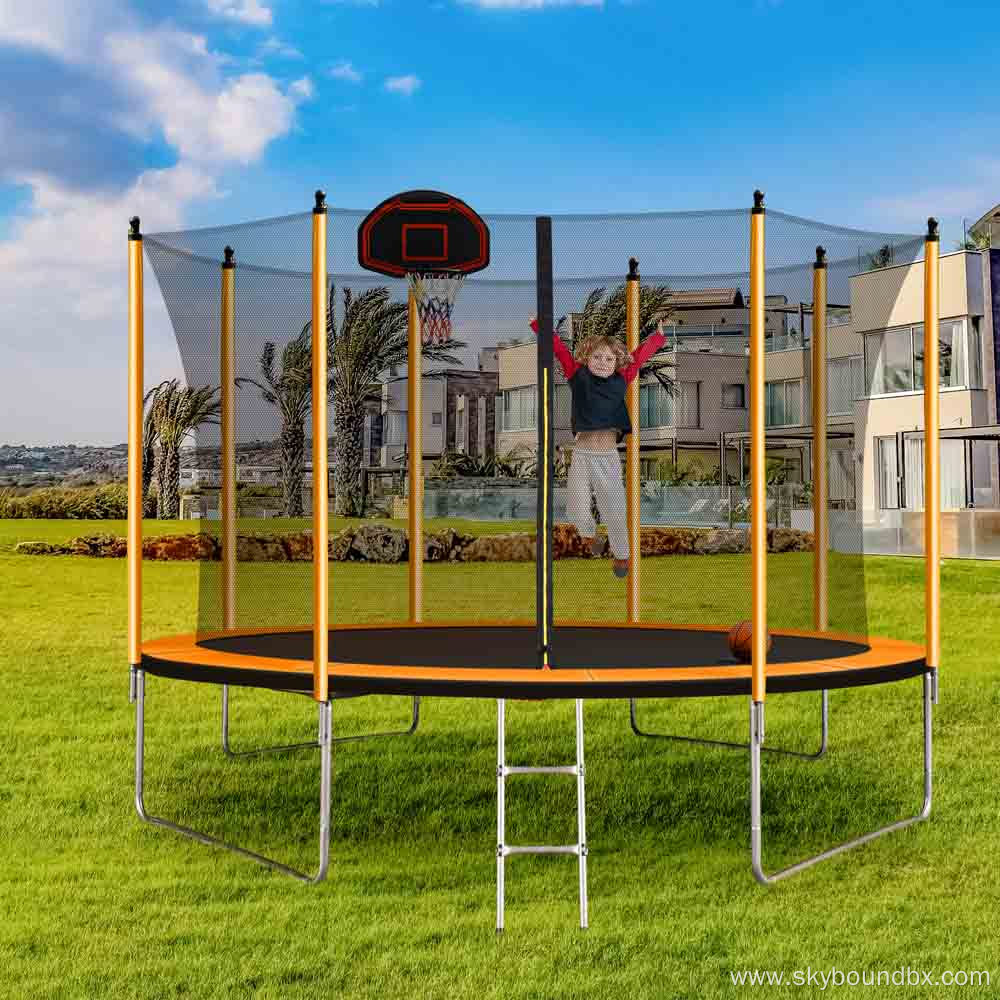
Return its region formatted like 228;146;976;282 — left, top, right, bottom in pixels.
728;621;772;663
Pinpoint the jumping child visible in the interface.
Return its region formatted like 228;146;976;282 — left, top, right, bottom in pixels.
531;317;666;577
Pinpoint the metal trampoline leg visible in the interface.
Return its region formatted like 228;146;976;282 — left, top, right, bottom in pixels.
750;669;934;884
134;668;332;883
221;684;420;756
331;696;421;746
629;689;829;760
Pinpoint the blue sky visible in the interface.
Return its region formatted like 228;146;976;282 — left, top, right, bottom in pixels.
1;0;998;443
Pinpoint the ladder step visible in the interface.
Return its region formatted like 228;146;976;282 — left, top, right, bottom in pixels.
503;765;579;776
502;845;583;857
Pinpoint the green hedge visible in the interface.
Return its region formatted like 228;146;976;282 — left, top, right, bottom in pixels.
0;484;129;519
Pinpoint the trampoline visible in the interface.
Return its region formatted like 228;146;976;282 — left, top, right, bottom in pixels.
127;191;941;930
142;624;925;699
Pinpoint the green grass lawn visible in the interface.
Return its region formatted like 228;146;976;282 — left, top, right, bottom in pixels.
2;519;999;998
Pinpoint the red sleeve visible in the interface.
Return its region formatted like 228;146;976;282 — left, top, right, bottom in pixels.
552;333;580;379
530;317;579;378
620;331;667;384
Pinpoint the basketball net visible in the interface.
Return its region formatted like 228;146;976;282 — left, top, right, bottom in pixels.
408;271;464;345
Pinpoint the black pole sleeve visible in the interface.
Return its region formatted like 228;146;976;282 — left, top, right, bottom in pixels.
536;216;555;668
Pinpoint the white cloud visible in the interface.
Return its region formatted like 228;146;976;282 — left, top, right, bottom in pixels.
289;76;315;101
205;0;273;27
0;0;119;61
864;159;1000;232
458;0;602;7
0;165;215;444
328;60;362;82
385;74;421;96
259;36;304;59
106;29;298;165
0;1;309;443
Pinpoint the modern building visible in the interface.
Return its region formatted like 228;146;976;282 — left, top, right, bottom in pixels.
494;216;1000;531
371;363;499;470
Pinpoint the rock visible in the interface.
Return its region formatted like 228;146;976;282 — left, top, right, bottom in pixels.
770;528;813;553
15;540;68;555
449;533;475;560
235;535;285;562
283;532;313;561
330;529;354;561
351;524;407;563
144;533;220;561
11;523;813;564
553;523;590;559
460;533;536;562
425;529;457;562
640;527;699;556
692;529;748;555
68;533;127;557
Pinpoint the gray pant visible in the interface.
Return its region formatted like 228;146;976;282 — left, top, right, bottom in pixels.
567;449;628;559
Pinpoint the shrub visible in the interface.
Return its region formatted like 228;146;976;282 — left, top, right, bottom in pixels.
0;483;129;519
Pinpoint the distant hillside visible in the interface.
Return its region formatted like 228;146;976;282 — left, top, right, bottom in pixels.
0;441;283;488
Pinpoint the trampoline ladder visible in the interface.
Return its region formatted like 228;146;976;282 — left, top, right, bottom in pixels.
495;698;588;932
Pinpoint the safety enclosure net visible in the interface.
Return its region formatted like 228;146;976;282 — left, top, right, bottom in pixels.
142;201;928;654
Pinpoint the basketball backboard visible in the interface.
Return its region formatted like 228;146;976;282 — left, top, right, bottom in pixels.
357;190;490;278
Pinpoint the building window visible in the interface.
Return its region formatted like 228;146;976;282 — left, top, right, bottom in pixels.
676;381;700;428
969;319;983;389
456;397;468;453
431;412;442;426
877;435;968;511
902;437;968;510
864;320;978;396
384;410;407;446
501;387;536;431
877;436;900;510
829;445;855;504
765;379;802;427
827;356;864;415
639;383;673;428
639;381;699;428
721;383;746;409
477;397;487;456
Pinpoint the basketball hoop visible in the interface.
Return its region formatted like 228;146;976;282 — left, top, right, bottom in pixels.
408;271;465;345
358;191;489;346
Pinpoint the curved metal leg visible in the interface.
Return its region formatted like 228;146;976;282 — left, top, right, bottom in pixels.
221;684;420;757
751;670;935;884
331;696;420;746
134;669;331;883
629;690;828;760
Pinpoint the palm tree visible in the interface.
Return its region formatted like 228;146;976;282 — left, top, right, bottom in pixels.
244;331;313;517
142;381;176;516
141;382;169;513
150;380;221;519
955;226;990;251
867;244;894;270
325;285;462;516
564;281;676;391
248;284;462;519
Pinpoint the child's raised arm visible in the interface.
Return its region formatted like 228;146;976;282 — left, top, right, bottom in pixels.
530;318;580;378
620;325;667;384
